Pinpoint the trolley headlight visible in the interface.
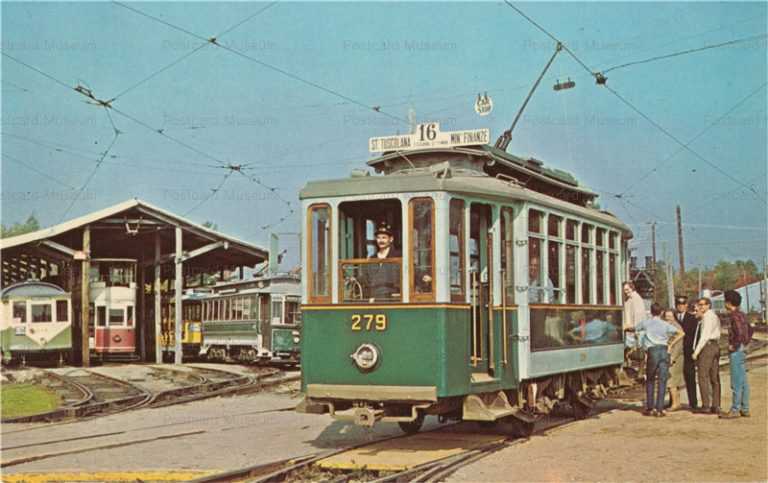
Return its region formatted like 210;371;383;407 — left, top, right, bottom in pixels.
350;343;379;371
293;337;300;343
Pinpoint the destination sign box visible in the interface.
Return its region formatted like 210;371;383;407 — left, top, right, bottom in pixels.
369;122;490;153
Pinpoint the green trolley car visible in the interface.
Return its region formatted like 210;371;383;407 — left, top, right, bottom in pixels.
200;274;301;364
298;137;631;434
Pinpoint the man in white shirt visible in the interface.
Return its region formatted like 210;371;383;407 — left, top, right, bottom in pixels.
692;297;721;414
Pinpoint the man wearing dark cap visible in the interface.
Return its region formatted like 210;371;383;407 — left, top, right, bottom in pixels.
362;222;401;301
372;222;400;259
675;295;700;410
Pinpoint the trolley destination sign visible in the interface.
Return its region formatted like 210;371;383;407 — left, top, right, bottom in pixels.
369;122;490;153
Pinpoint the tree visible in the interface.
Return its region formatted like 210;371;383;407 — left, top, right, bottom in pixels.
1;215;40;238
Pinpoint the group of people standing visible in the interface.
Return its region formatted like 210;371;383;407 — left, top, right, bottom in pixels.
622;282;752;418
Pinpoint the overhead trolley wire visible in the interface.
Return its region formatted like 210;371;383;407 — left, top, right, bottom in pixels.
501;2;767;204
184;170;234;216
112;2;408;125
605;84;767;203
2;153;77;190
602;34;768;74
109;1;279;102
617;81;768;197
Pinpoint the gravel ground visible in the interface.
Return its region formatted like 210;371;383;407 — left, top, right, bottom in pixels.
449;361;768;482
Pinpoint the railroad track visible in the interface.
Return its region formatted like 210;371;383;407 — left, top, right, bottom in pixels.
188;410;593;483
192;353;768;483
1;370;151;424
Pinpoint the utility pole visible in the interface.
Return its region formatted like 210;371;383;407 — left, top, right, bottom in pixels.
676;206;685;281
663;241;674;306
651;222;657;270
698;265;703;296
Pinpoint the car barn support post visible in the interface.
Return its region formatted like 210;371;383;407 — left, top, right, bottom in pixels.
174;226;183;365
80;225;91;367
154;231;163;363
138;261;146;361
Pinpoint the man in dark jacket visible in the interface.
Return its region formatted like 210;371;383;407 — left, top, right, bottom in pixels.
675;295;700;410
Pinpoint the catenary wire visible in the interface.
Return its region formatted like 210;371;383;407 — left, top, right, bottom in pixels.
112;2;408;125
2;153;77;190
602;34;768;74
617;81;768;197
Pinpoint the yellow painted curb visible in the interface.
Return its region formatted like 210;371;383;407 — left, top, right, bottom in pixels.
1;470;218;482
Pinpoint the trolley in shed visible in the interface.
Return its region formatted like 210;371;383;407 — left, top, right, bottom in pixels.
1;281;72;365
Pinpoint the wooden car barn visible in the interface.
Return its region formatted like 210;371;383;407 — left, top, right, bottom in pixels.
0;199;267;365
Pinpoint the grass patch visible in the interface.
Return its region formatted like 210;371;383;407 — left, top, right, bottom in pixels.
1;383;61;419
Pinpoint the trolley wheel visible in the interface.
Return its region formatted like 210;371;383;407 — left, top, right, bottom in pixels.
573;401;592;420
512;419;535;438
398;413;425;434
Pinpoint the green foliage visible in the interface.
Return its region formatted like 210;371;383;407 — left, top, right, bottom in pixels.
0;215;40;238
1;383;61;418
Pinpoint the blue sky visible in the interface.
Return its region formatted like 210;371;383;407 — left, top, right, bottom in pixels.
2;1;766;269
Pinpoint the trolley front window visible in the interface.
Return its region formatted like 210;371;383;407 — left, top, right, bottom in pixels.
109;309;125;326
127;306;134;326
338;199;403;304
31;304;52;323
13;302;26;322
308;204;331;303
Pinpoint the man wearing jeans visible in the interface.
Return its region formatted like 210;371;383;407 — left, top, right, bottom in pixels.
692;297;722;414
720;290;751;418
631;303;683;417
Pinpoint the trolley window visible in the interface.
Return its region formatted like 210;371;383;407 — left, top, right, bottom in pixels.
97;306;107;327
500;207;514;304
127;306;134;326
13;301;26;322
338;199;402;303
449;199;466;302
409;197;435;302
56;300;68;322
308;204;332;303
530;307;623;351
529;209;543;233
109;309;125;326
272;300;283;322
31;304;52;323
260;296;270;322
565;245;577;303
285;299;300;324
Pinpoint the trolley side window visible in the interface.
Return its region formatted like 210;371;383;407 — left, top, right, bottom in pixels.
409;197;435;301
500;206;514;304
581;224;593;304
56;300;69;322
449;199;466;302
127;306;134;326
13;301;27;322
548;214;563;304
308;204;332;303
31;303;52;323
97;306;107;327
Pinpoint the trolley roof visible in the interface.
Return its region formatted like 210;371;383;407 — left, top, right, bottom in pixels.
1;199;268;287
300;147;631;236
1;280;68;299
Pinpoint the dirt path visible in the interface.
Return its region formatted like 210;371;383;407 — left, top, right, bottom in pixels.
450;361;767;482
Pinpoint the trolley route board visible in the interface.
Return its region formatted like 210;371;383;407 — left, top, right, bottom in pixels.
369;122;490;153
